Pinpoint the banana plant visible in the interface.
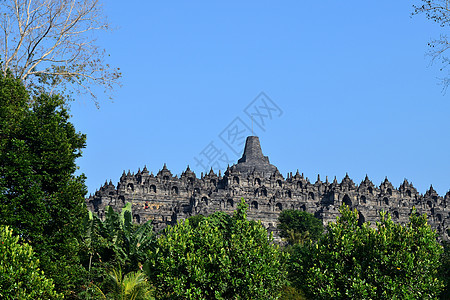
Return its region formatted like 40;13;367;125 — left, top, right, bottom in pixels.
82;203;156;274
82;210;107;273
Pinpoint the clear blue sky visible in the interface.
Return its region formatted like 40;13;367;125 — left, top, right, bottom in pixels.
70;1;450;196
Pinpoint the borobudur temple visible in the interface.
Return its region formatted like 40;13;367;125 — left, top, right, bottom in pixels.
86;136;450;241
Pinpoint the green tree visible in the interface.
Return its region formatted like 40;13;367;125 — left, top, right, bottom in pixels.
0;71;88;297
290;205;444;299
146;199;287;299
278;209;324;244
0;226;63;299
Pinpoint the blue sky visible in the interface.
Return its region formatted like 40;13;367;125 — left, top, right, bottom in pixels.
70;1;450;196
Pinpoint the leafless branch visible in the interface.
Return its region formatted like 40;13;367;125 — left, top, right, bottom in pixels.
0;0;121;105
414;0;450;92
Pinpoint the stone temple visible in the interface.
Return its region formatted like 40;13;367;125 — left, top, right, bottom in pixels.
86;136;450;241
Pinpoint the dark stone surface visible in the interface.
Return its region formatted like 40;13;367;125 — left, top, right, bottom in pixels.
86;136;450;242
233;136;278;178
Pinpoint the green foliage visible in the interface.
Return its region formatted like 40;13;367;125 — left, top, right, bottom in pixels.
290;205;444;299
278;209;324;244
81;203;156;272
80;203;156;298
186;214;205;228
0;226;63;299
96;268;154;300
0;71;88;296
147;199;287;299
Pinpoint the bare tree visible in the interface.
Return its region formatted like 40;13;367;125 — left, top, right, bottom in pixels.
414;0;450;92
0;0;121;106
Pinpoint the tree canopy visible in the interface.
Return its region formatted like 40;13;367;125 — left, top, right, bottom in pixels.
0;71;88;296
289;205;444;299
146;199;287;300
278;209;324;244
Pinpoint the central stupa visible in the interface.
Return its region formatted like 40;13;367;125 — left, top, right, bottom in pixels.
230;136;279;178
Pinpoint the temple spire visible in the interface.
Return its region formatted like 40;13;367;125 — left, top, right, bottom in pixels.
237;136;269;164
233;136;278;178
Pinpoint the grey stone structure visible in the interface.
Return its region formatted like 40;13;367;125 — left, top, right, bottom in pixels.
86;136;450;241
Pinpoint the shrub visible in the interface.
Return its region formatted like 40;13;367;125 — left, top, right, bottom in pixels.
146;199;287;299
0;226;62;299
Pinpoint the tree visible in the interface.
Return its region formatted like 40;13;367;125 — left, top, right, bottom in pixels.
95;268;154;300
278;209;324;245
0;226;63;299
146;199;287;300
80;203;156;298
81;203;156;274
290;205;444;299
0;0;121;106
0;71;89;296
413;0;450;91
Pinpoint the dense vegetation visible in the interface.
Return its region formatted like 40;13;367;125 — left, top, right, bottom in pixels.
80;203;156;298
278;209;324;244
146;199;287;299
0;72;88;297
287;206;444;299
0;226;62;299
0;70;448;299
